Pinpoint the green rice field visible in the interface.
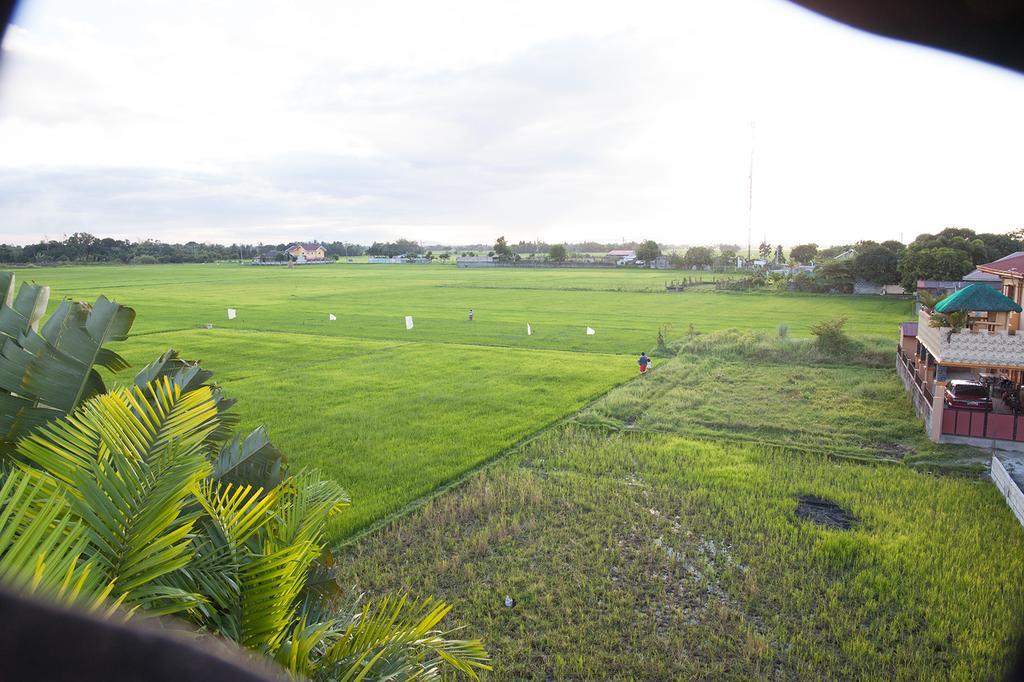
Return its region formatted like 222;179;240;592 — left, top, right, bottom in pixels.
20;262;912;537
15;262;1024;678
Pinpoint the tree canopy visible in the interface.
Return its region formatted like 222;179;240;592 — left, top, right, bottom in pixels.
683;246;713;268
853;241;903;284
493;236;514;262
898;227;1021;289
636;240;661;262
790;243;818;264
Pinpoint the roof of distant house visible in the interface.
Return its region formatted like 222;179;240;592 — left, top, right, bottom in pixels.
963;268;1001;282
979;251;1024;275
917;279;966;290
287;243;324;251
934;283;1022;313
607;249;636;257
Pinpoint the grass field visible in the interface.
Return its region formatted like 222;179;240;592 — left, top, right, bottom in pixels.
337;351;1024;680
15;262;1023;678
27;263;909;351
20;263;911;537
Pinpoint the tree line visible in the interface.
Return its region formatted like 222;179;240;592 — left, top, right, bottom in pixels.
3;228;1019;292
784;228;1021;291
0;233;366;264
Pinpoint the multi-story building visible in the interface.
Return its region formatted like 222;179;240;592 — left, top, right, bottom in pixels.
898;253;1024;449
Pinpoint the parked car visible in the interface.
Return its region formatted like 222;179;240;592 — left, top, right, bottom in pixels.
944;380;993;411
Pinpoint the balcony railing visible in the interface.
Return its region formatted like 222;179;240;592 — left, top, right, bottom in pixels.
897;345;932;404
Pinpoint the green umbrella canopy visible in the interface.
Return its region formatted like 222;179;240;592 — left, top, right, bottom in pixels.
934;283;1023;313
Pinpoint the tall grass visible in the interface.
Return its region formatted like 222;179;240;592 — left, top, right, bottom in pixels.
669;328;894;368
338;426;1024;679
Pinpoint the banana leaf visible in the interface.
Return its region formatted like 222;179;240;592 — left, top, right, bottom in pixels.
0;285;134;451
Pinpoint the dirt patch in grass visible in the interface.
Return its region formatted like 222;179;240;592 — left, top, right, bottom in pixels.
795;495;857;530
873;443;916;460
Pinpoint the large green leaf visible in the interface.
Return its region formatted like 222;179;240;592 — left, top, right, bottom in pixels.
0;287;134;451
0;274;49;340
214;427;285;489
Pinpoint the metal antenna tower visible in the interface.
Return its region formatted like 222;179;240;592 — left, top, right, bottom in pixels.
747;121;755;261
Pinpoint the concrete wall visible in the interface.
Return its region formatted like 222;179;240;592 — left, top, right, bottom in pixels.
992;455;1024;528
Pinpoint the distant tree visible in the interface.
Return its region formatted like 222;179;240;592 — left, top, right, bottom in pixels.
880;240;906;256
790;243;818;264
774;245;784;264
892;227;1021;290
819;244;855;260
715;246;738;268
637;240;661;262
898;247;974;290
853;242;900;284
758;242;772;260
367;238;422;257
493;236;514;262
975;232;1020;262
438;252;451;262
683;246;713;268
815;259;856;293
548;244;568;262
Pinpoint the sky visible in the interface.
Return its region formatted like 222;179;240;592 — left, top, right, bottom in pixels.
0;0;1022;248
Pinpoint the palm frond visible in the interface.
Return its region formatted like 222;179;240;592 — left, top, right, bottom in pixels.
0;468;116;613
157;522;242;637
195;480;280;548
15;379;219;614
17;379;219;487
265;470;349;552
320;594;490;682
239;539;319;652
134;349;239;443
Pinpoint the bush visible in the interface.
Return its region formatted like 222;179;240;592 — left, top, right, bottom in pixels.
131;255;159;265
810;318;860;358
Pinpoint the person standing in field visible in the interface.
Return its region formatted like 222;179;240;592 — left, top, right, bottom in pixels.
468;308;474;321
638;352;650;374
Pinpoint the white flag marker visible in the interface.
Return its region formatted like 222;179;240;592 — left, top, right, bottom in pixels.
328;314;337;321
227;308;236;320
405;315;414;330
527;323;532;336
586;326;595;335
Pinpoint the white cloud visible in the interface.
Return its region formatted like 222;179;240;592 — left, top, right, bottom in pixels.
0;0;1022;246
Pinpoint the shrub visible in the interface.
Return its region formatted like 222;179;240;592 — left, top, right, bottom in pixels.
132;254;159;265
810;317;850;351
